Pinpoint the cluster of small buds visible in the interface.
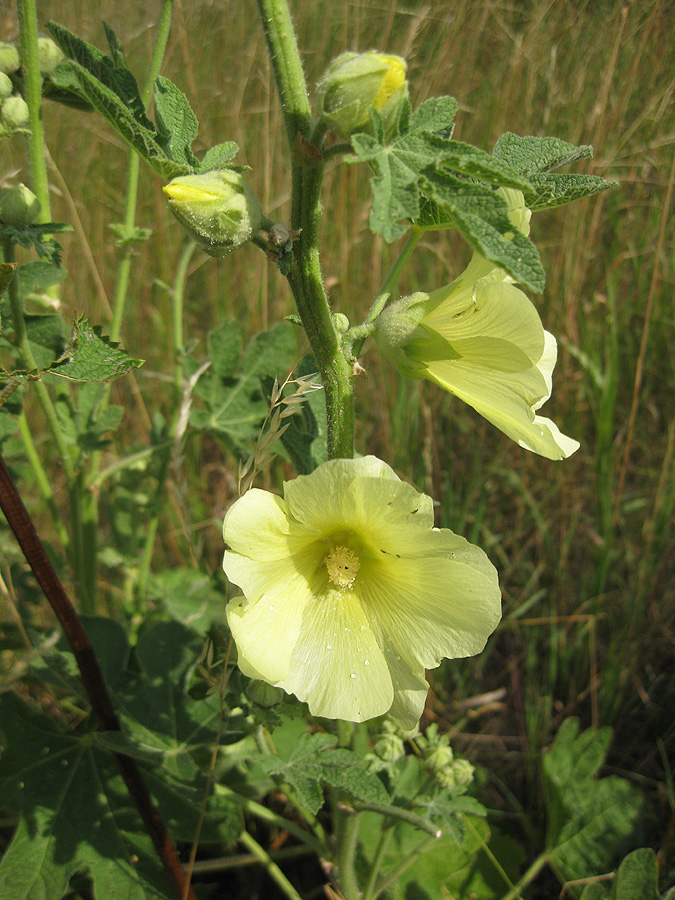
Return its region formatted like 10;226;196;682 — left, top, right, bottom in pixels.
416;723;475;790
0;37;64;141
0;43;26;141
365;719;409;775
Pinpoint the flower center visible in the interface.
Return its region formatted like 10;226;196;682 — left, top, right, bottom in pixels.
325;545;361;590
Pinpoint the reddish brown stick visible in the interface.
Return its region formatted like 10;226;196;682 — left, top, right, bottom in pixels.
0;451;197;900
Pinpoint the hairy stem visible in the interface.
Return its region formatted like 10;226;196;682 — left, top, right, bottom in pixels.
258;0;354;459
335;806;363;900
16;0;50;221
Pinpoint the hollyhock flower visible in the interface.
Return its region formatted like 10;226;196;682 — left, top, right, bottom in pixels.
223;456;500;729
374;190;579;460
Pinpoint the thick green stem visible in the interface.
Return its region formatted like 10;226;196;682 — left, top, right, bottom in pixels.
16;0;51;222
336;807;362;900
258;0;354;460
256;0;312;146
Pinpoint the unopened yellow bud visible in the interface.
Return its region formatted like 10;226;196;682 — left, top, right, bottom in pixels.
163;169;262;258
317;51;408;140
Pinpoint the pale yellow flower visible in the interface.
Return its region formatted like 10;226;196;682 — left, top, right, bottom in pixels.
375;190;579;460
223;457;501;728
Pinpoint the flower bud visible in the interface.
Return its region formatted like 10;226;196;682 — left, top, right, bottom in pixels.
1;95;30;134
0;73;13;101
317;51;408;140
0;184;41;227
372;721;405;763
0;43;20;76
451;758;475;787
37;36;65;74
163;169;262;257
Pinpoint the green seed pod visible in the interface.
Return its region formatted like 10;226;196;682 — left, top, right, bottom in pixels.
0;184;41;227
0;43;20;76
1;95;30;132
317;50;408;140
0;73;13;101
37;36;65;74
163;169;262;258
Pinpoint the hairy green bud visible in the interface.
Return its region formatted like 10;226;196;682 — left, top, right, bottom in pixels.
1;96;30;134
37;36;65;74
0;73;13;101
0;43;20;76
317;50;408;140
0;184;41;227
163;169;262;257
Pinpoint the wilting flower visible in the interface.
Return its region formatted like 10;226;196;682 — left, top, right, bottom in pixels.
317;51;408;140
375;190;579;460
223;456;501;729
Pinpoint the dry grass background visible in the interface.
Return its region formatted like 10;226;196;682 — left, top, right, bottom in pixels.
2;0;675;866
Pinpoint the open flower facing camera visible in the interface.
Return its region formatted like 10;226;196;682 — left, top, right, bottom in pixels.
375;190;579;460
223;456;501;729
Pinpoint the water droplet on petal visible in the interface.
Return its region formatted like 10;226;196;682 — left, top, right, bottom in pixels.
350;673;356;679
326;644;332;650
364;660;370;666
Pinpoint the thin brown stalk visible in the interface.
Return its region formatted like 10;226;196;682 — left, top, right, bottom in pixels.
0;451;197;900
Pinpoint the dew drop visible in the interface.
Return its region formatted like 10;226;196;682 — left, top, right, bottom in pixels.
344;626;350;632
364;660;370;666
326;644;332;650
268;604;274;611
350;673;356;679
